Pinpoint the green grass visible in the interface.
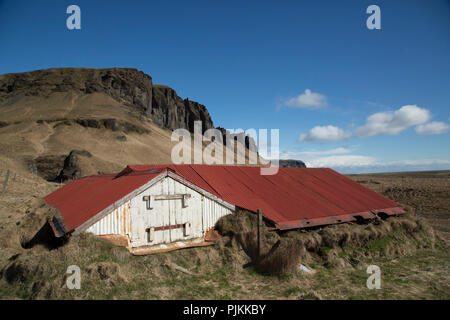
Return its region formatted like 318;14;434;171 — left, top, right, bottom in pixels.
367;236;394;252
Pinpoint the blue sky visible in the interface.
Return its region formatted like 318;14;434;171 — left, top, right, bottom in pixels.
0;0;449;173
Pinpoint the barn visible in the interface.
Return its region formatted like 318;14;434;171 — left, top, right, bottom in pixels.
44;164;404;254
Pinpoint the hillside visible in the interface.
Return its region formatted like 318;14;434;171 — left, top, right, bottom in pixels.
0;68;258;180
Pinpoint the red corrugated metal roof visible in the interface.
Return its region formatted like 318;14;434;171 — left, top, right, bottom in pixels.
45;169;166;232
44;165;404;233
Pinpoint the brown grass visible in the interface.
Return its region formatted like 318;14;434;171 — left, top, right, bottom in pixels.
0;171;448;300
214;209;440;276
349;171;450;239
0;90;263;182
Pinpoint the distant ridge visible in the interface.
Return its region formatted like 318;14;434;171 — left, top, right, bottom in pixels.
279;159;307;168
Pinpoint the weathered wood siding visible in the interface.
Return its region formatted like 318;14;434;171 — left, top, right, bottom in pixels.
86;176;233;248
86;200;132;236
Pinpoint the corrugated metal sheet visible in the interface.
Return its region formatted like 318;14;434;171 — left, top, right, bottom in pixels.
44;164;404;234
45;170;166;232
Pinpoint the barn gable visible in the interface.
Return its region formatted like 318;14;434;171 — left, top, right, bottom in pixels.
85;176;234;250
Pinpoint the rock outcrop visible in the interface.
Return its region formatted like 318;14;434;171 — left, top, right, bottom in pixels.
55;150;93;182
216;127;258;151
279;160;307;168
36;118;150;134
0;68;213;134
152;85;213;132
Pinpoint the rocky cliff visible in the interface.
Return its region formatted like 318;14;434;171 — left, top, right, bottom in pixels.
0;68;214;133
152;85;213;132
0;67;268;181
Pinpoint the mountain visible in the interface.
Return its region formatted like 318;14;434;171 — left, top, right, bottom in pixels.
0;68;258;181
0;68;214;132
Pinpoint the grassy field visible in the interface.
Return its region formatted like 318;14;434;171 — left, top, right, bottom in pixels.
348;170;450;239
0;170;448;300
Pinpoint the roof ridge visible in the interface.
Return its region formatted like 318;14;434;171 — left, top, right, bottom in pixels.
188;165;222;197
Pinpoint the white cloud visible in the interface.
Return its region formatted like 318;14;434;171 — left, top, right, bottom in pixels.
284;89;327;109
305;155;377;168
414;121;449;135
298;105;439;143
299;125;352;142
308;157;450;174
280;147;351;160
278;145;450;173
393;159;450;166
356;105;430;137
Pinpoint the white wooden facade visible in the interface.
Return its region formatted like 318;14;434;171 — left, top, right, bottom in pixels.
85;176;234;248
